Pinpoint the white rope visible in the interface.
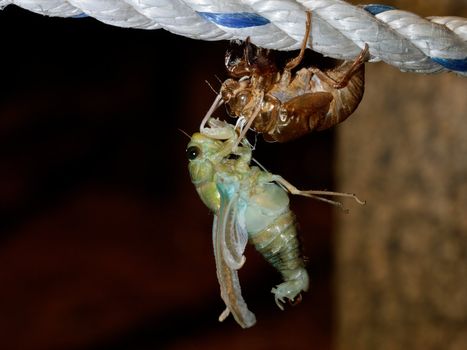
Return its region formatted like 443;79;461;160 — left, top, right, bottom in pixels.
1;0;466;74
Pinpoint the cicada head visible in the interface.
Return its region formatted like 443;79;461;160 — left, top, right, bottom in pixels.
187;133;223;184
186;133;225;212
221;79;240;103
187;128;254;213
221;80;254;118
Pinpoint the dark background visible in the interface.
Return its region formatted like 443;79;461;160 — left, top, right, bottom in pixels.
0;5;337;350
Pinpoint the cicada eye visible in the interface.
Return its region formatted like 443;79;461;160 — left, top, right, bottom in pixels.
186;146;201;160
235;90;251;109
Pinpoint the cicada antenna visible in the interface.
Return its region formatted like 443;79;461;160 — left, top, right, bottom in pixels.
214;74;223;84
205;79;220;96
177;128;191;139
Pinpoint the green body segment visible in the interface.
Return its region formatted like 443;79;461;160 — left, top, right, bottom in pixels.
249;211;303;272
245;184;309;307
250;209;309;306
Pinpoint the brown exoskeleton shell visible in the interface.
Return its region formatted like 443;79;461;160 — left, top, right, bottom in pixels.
216;11;369;143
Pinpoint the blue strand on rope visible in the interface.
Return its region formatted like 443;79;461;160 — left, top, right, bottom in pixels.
363;4;396;16
71;13;89;18
197;12;270;28
431;57;467;73
363;4;467;73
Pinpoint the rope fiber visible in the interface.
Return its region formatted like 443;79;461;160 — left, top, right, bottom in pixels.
1;0;466;74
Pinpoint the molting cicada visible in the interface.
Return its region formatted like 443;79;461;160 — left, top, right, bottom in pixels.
186;119;364;327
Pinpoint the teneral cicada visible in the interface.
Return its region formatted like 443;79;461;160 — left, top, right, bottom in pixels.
201;12;369;143
187;119;364;328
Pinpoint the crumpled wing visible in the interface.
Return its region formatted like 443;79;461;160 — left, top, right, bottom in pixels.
217;188;248;270
212;185;256;328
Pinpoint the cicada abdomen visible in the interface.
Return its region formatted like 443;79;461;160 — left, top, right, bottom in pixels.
316;59;366;131
259;53;366;143
242;181;309;307
249;210;309;307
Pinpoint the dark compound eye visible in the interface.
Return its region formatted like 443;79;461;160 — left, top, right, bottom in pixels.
186;146;200;160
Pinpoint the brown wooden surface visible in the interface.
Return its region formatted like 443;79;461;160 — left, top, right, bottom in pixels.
337;2;467;349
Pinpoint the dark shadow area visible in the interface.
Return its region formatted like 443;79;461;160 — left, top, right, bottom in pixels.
0;6;336;350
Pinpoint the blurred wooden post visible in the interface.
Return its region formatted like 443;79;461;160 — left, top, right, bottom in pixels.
335;52;467;348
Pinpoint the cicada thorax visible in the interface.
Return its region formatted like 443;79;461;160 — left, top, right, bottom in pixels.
225;37;277;78
221;75;279;128
222;38;282;126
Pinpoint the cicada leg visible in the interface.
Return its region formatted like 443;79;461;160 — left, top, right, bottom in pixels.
272;175;366;211
232;91;264;150
243;37;252;65
199;94;224;133
311;44;369;89
285;11;312;71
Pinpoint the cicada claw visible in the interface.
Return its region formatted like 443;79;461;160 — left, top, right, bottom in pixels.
289;293;303;307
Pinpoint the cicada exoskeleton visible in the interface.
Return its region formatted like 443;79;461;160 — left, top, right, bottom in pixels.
202;11;369;143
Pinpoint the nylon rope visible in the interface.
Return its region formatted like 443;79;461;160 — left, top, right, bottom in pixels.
1;0;466;75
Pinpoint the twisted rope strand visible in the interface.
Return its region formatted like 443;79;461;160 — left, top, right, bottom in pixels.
1;0;466;74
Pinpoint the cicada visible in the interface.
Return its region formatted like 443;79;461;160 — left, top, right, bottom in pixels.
201;11;369;143
187;119;364;328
